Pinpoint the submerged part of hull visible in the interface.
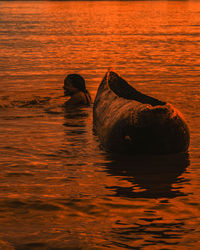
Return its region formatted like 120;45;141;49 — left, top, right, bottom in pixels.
93;71;190;154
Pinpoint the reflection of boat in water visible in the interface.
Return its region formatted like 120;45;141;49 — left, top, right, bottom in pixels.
93;71;190;154
105;153;190;199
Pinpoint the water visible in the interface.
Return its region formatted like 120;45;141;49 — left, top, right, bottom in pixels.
0;1;200;249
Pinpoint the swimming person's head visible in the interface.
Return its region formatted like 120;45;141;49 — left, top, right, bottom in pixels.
64;74;87;96
63;74;92;106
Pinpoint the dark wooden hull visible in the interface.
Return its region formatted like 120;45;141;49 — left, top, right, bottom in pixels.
93;71;190;154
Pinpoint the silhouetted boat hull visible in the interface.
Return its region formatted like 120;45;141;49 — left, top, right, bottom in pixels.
93;71;190;154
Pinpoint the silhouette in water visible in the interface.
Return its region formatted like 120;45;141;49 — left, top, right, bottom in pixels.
105;153;190;199
63;74;92;106
93;71;190;154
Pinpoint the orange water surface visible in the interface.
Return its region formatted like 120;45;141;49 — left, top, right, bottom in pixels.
0;1;200;249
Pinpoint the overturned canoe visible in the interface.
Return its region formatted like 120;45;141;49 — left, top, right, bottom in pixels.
93;71;190;154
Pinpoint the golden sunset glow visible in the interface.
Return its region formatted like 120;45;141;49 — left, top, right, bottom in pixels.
0;1;200;249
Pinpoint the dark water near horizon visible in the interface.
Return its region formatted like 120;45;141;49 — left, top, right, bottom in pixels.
0;1;200;249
